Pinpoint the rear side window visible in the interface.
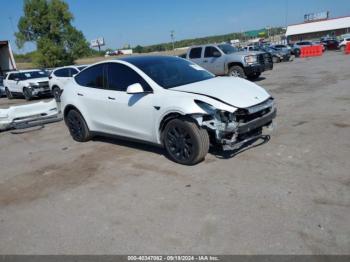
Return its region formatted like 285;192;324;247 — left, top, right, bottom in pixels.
189;47;202;59
69;68;79;76
107;63;152;92
204;46;220;58
54;68;70;77
75;64;105;89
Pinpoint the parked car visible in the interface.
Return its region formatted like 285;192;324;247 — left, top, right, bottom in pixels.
291;41;314;57
312;41;326;52
0;76;5;97
338;38;350;52
321;39;339;50
3;70;50;100
49;65;87;100
270;44;292;52
245;45;291;63
60;56;276;165
184;44;273;80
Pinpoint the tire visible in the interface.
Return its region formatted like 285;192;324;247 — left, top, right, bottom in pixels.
65;110;91;142
294;49;301;57
23;87;32;101
228;65;246;79
5;87;13;99
272;56;280;63
163;118;209;165
247;73;261;80
52;86;61;101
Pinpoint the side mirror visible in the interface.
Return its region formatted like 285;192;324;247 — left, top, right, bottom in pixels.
213;51;221;57
126;83;144;94
15;78;20;82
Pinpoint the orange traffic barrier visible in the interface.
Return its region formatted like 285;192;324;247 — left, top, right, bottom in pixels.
300;45;323;58
345;42;350;55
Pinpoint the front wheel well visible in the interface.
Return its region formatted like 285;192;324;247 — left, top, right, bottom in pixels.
64;104;81;118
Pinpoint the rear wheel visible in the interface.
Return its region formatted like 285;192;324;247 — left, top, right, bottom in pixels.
5;87;13;99
23;87;32;101
65;110;91;142
228;65;246;78
164;118;209;165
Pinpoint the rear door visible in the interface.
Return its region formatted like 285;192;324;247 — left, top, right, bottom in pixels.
203;46;225;75
188;47;203;66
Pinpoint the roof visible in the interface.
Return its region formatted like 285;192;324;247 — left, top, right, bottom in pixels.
286;16;350;36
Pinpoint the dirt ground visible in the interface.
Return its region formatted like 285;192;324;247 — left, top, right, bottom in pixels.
0;51;349;254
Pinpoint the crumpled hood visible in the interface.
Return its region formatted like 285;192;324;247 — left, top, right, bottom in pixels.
171;77;271;108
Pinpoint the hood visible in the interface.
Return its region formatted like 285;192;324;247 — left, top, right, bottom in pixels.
230;51;264;56
171;77;270;108
23;77;49;84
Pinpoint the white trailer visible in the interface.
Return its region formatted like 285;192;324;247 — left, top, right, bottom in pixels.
0;40;17;75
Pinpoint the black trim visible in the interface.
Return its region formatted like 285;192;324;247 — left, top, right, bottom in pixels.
237;108;276;134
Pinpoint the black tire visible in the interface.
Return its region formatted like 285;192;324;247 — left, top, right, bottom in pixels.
294;49;301;57
247;73;261;81
272;56;280;63
228;65;246;79
52;86;61;101
163;118;209;165
65;110;91;142
23;87;32;101
5;87;13;99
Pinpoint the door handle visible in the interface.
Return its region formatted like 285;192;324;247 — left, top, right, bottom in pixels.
77;93;84;96
108;96;116;100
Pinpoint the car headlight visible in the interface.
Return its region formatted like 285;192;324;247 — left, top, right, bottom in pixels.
194;100;216;113
29;83;39;88
244;55;257;65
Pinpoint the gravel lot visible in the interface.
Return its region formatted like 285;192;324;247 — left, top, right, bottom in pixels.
0;52;349;254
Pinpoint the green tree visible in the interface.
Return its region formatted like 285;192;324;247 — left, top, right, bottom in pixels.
15;0;89;67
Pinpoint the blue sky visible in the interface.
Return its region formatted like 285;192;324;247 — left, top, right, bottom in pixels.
1;0;349;53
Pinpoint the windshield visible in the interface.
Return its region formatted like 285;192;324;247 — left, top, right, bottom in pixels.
19;71;48;80
218;44;238;54
126;56;214;89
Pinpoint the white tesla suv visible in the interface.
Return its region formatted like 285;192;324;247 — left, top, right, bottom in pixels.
61;56;276;165
49;65;87;100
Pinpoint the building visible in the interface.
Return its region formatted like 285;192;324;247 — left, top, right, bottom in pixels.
0;40;17;75
286;16;350;42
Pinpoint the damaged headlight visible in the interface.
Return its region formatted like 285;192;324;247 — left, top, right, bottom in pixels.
29;83;39;88
194;100;216;114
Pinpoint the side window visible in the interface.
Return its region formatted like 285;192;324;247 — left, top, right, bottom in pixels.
189;47;202;59
8;74;14;80
69;68;79;77
75;64;105;89
204;46;220;58
107;63;152;92
54;68;70;77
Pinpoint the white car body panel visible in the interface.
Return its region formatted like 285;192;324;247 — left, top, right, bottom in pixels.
171;77;270;108
0;99;60;131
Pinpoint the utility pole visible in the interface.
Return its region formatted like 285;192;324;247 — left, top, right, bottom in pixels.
170;30;175;54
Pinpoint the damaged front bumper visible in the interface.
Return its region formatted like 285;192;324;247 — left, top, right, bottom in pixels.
197;98;277;151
